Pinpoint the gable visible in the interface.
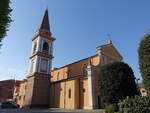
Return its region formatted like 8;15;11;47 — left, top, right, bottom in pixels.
101;44;123;61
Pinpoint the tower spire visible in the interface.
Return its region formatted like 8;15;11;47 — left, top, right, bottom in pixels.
39;9;50;32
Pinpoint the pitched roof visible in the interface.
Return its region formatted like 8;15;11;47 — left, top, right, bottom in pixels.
51;54;98;72
39;9;50;31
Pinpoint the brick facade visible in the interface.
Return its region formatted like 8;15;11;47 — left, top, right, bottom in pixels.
0;79;22;103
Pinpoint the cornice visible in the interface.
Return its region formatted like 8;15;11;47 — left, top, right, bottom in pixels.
30;52;54;59
32;29;56;41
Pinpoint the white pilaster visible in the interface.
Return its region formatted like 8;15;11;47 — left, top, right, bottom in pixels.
87;64;94;109
27;60;31;76
35;56;39;72
32;58;36;73
48;60;52;73
50;42;53;55
37;57;41;73
31;42;34;55
37;37;41;52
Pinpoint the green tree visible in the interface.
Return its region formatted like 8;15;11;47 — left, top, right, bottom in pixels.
99;62;138;105
0;0;12;47
118;96;150;113
138;34;150;96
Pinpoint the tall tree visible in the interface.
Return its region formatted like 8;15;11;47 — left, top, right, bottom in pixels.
138;34;150;96
99;62;138;105
0;0;12;47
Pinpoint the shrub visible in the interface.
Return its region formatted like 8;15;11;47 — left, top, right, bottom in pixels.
118;96;150;113
138;34;150;96
99;62;138;105
105;104;118;113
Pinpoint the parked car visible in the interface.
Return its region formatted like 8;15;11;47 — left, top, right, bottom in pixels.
1;101;19;108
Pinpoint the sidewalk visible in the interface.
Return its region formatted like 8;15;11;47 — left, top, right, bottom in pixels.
48;108;105;113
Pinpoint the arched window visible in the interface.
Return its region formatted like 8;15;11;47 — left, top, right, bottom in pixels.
42;42;49;54
68;88;71;98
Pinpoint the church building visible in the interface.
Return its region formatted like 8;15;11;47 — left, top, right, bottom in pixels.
16;9;123;109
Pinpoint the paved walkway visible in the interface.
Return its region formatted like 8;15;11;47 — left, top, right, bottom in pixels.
0;109;105;113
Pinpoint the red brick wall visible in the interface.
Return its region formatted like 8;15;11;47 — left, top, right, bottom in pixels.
0;80;22;103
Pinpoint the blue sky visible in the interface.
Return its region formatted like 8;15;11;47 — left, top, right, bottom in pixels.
0;0;150;81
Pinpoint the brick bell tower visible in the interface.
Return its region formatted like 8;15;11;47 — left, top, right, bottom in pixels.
24;9;55;108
